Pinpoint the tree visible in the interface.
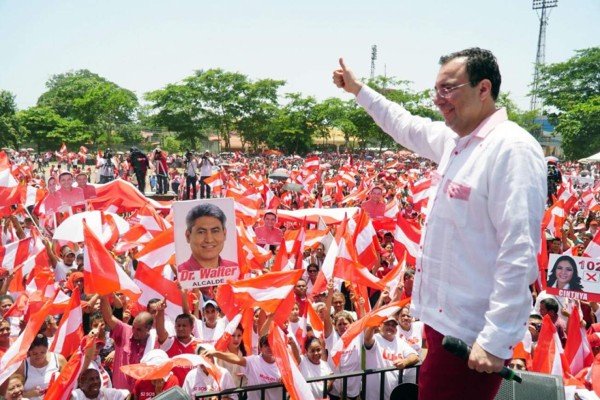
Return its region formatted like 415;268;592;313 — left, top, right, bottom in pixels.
37;70;139;147
268;93;317;155
18;106;85;152
533;47;600;159
0;90;22;149
496;93;540;133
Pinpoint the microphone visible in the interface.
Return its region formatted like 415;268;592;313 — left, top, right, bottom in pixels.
442;336;522;383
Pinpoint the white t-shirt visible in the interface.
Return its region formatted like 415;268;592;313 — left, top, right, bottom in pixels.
54;260;77;282
365;334;418;400
299;355;333;399
325;331;362;397
242;355;282;400
397;320;424;383
194;318;227;346
182;365;237;399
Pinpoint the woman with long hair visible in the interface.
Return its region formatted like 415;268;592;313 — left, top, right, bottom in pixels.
547;255;583;291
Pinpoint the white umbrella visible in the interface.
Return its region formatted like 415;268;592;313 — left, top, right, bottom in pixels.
53;211;130;242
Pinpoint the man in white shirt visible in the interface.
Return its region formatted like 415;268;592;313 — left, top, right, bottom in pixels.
334;48;546;400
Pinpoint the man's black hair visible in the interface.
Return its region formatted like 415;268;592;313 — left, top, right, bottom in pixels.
185;203;227;231
439;47;501;101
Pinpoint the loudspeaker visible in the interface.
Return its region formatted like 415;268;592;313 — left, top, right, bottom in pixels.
151;386;188;400
494;371;565;400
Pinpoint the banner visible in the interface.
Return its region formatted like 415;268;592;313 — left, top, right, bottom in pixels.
546;254;600;301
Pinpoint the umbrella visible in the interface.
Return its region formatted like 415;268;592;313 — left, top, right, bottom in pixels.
269;172;289;181
53;211;130;242
283;183;304;192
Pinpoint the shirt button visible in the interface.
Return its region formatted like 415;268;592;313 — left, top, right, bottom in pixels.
438;309;442;313
454;151;458;155
417;269;421;272
508;346;513;350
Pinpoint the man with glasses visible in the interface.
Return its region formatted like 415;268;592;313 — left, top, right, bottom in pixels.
333;48;546;400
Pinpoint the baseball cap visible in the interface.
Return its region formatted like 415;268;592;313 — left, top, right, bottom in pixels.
384;316;398;325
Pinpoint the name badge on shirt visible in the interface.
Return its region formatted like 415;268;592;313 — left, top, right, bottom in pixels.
443;179;472;201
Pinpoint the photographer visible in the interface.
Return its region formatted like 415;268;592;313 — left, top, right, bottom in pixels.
184;151;198;200
128;147;150;194
98;148;114;184
153;147;169;195
199;150;214;199
547;161;562;205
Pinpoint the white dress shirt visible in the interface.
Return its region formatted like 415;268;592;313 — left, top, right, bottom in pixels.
357;85;546;359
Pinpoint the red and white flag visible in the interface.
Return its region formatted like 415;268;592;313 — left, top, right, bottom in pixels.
135;226;175;269
330;299;410;367
564;305;594;375
216;269;304;320
49;287;83;358
236;223;273;274
408;177;431;212
83;220;141;300
44;340;92;400
0;152;26;205
0;295;56;385
584;230;600;259
0;237;32;271
59;143;67;153
350;209;381;269
303;156;320;171
542;200;566;239
394;214;421;265
531;315;570;376
134;261;183;321
269;323;315;400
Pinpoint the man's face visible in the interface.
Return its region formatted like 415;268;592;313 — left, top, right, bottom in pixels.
294;281;307;298
528;318;542;341
433;57;483;137
550;239;561;254
175;318;193;340
264;214;276;229
132;321;150;341
381;320;398;340
79;369;102;398
185;216;226;266
76;175;87;187
59;174;73;190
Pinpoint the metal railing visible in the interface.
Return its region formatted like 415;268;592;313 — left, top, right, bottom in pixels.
194;364;421;400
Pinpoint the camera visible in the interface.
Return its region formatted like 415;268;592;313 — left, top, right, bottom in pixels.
104;148;113;159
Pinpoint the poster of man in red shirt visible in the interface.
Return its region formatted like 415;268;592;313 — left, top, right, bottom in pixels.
173;198;239;289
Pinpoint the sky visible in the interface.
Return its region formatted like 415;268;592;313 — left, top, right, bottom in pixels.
0;0;598;112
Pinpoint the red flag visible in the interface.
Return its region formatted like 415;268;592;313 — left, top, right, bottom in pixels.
564;305;594;375
216;270;304;321
49;287;83;358
0;294;57;385
330;299;410;367
394;214;421;265
350;209;382;269
269;323;315;400
134;262;183;321
531;315;570;376
83;220;141;300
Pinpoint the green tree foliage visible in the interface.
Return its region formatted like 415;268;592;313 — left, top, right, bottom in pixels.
496;93;540;133
0;90;22;149
268;93;317;155
37;70;139;147
533;47;600;159
18;106;85;152
146;69;284;151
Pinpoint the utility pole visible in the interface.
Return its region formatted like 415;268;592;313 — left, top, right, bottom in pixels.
370;45;377;81
530;0;558;112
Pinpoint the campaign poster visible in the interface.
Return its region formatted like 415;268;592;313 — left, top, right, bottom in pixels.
173;198;239;289
546;254;600;302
